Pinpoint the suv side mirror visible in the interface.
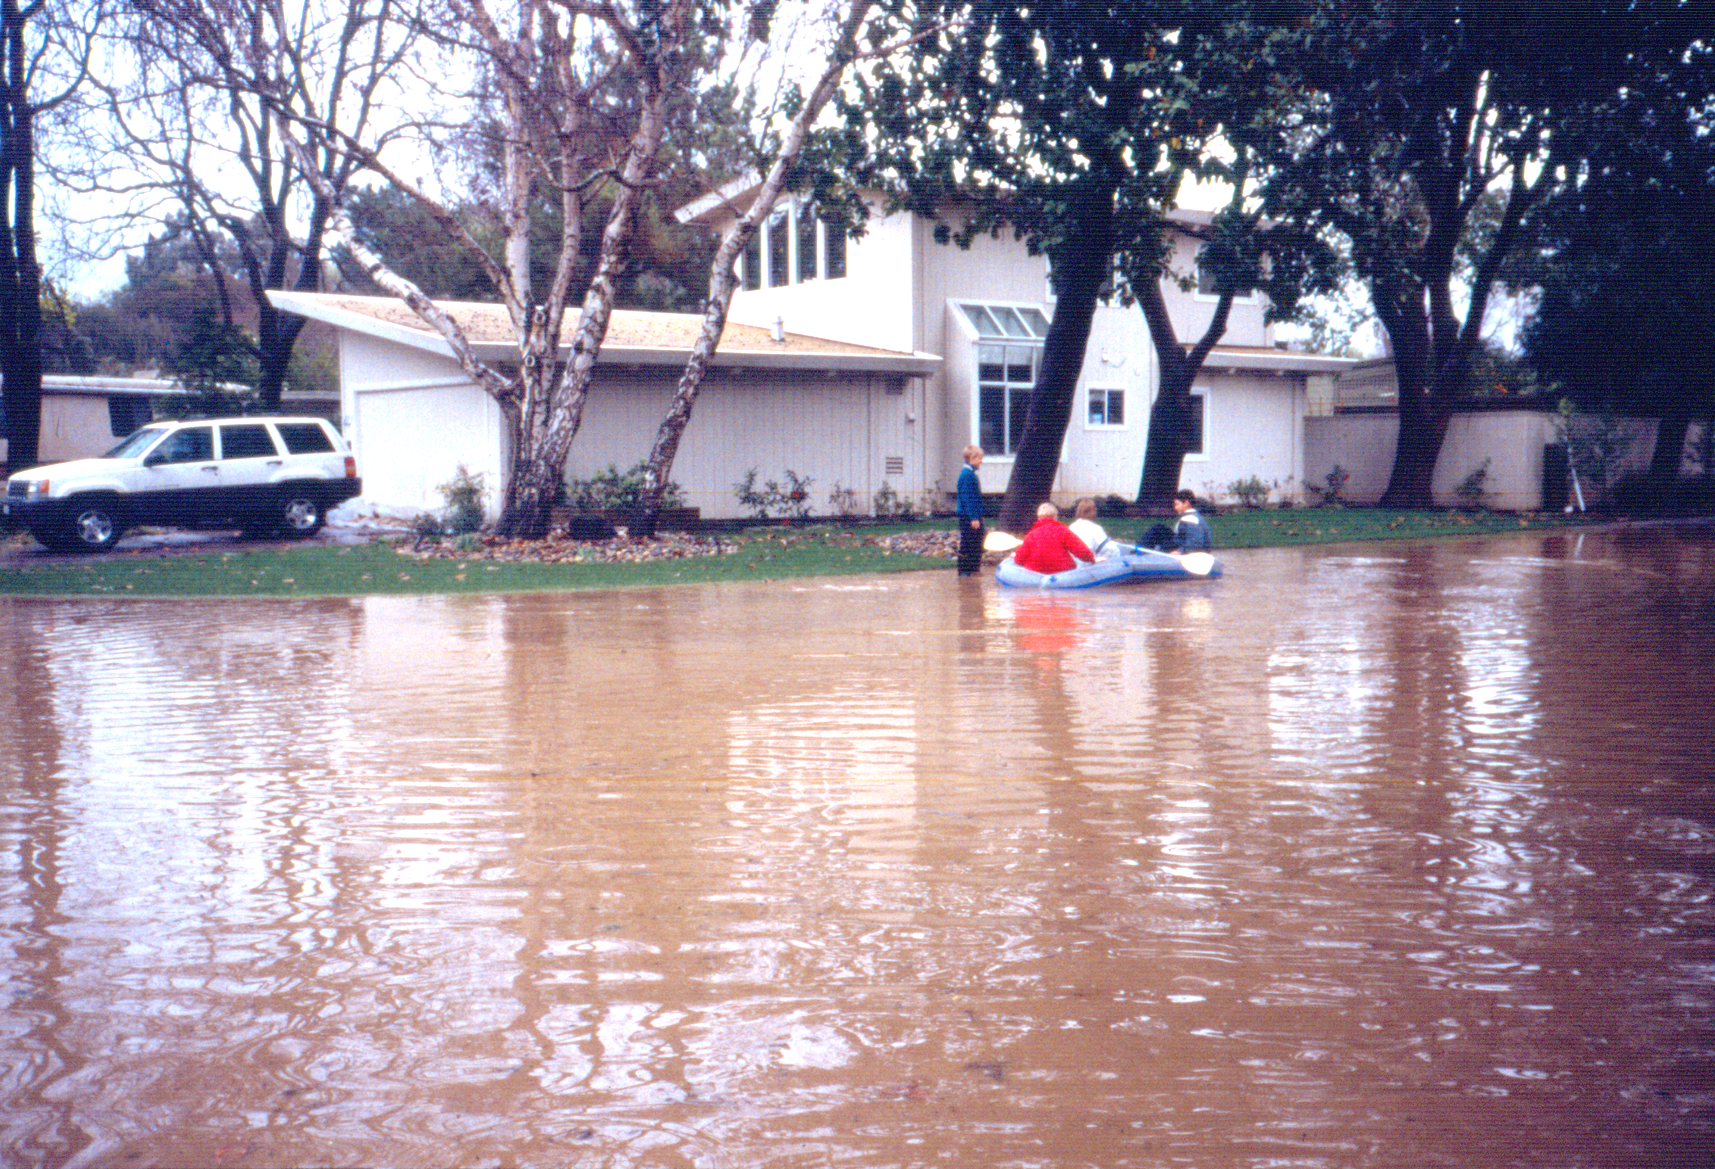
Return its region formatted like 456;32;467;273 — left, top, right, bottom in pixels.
143;451;166;468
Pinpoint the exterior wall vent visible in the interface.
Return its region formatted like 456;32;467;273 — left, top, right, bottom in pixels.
885;455;905;476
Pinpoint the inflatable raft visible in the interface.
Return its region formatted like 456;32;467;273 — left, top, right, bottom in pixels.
995;546;1221;588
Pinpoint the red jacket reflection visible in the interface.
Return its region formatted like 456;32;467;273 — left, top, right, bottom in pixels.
1012;517;1095;574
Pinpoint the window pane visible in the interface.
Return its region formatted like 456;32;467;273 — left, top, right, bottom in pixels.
977;344;1005;381
768;206;790;288
824;213;847;279
276;423;335;454
797;207;818;282
1088;391;1106;426
743;231;762;291
995;307;1031;337
156;426;213;463
1186;394;1205;454
108;395;152;437
1018;307;1050;337
978;382;1005;454
219;424;278;460
1107;390;1124;426
1008;387;1031;453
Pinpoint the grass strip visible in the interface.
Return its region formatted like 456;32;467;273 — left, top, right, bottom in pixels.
0;508;1614;598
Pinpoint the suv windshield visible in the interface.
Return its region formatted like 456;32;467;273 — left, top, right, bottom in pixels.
105;427;169;460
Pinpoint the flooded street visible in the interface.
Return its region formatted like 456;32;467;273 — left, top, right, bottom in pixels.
2;525;1712;1168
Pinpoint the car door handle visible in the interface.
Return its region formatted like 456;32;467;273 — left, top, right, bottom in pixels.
202;466;220;474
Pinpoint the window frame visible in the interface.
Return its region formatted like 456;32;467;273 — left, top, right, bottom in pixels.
1182;385;1210;460
738;198;852;288
1084;384;1127;430
953;300;1053;458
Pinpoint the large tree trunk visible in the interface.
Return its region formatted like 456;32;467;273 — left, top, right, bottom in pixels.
996;180;1117;533
1133;258;1237;511
0;0;41;475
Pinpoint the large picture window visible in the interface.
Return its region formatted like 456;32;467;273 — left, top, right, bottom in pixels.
955;302;1051;457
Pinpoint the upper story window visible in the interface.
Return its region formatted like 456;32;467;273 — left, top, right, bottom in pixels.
954;302;1052;457
740;199;850;290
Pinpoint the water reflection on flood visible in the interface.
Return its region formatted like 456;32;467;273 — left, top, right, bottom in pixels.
2;526;1713;1168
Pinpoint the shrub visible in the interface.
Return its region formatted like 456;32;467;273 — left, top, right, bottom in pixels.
437;465;486;534
734;468;814;521
567;462;685;513
1305;465;1350;507
873;480;914;518
827;482;865;518
1226;475;1271;509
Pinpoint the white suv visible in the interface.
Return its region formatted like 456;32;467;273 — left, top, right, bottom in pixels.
3;416;362;553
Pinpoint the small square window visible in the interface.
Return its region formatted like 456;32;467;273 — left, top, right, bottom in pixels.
1088;387;1125;427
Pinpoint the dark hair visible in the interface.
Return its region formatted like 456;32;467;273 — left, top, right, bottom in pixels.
1174;489;1197;504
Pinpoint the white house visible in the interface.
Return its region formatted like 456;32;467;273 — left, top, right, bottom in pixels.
270;192;1352;521
266;292;940;520
678;189;1353;510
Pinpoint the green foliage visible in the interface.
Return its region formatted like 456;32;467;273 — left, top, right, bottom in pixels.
735;468;815;521
1556;399;1648;501
567;462;685;513
1305;465;1350;507
1256;0;1704;506
826;482;865;518
437;465;487;534
872;481;914;519
1226;476;1272;509
163;304;259;417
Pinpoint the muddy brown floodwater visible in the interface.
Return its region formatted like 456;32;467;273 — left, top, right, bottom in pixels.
2;525;1712;1168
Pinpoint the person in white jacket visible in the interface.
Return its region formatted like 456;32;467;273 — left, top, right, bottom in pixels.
1068;497;1122;560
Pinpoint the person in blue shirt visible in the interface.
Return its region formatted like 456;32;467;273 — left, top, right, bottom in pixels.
1141;489;1213;554
956;444;985;576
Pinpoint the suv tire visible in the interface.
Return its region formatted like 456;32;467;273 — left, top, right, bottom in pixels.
279;488;325;538
60;497;126;553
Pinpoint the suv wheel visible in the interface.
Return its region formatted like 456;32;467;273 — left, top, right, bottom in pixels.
279;489;325;538
62;498;126;553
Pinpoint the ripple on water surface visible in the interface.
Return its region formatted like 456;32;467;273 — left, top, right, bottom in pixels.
1;528;1713;1167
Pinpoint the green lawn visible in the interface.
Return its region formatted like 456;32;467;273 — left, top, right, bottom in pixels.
0;508;1612;598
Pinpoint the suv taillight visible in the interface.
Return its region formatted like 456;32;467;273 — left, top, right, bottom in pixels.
344;456;357;479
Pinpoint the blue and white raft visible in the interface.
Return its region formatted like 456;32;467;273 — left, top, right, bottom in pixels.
993;545;1221;589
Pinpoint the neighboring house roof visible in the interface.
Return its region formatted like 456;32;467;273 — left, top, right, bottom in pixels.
1196;345;1355;377
22;375;192;398
268;291;940;376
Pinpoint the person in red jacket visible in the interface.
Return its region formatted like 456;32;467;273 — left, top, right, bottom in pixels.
1012;501;1095;574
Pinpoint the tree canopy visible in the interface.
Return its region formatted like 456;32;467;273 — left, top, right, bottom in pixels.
846;0;1337;524
1260;0;1710;506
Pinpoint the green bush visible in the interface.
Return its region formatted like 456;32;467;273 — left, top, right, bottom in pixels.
567;462;686;513
437;465;486;534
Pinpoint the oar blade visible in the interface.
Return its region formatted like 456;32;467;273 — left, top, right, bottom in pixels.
983;530;1023;553
1179;552;1216;576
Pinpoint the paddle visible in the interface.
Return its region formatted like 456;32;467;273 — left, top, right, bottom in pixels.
983;530;1023;553
1178;551;1216;576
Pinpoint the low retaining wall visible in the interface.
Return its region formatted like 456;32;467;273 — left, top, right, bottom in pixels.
1304;410;1667;510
